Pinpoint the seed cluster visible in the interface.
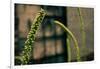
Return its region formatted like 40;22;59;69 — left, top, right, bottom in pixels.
20;8;46;65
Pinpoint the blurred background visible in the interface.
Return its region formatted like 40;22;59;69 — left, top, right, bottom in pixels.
14;4;94;65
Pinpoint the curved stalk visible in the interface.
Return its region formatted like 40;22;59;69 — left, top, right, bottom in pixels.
54;20;81;61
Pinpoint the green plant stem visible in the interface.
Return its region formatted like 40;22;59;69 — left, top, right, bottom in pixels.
66;35;71;62
77;8;86;48
54;20;81;61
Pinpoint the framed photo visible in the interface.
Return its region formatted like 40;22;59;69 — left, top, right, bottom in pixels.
11;0;94;69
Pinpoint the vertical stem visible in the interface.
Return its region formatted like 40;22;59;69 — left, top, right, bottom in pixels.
77;8;86;48
66;35;71;62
